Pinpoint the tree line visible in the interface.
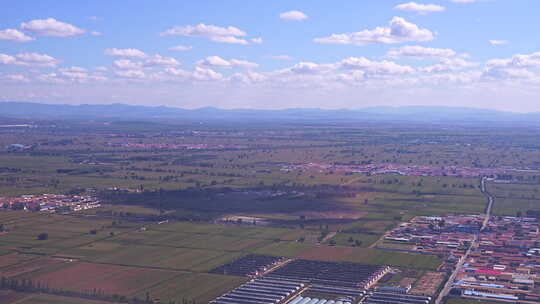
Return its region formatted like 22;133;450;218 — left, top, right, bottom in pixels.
0;276;197;304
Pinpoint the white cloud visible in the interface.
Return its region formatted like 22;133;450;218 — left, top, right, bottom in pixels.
387;45;457;59
111;54;180;72
144;55;180;67
36;72;64;84
90;31;102;36
489;40;508;46
197;56;259;69
161;23;250;45
105;48;147;58
0;29;34;42
251;37;263;44
0;54;17;65
385;46;476;73
279;10;308;21
268;55;293;61
169;45;193;51
61;66;87;73
113;59;143;70
484;68;535;80
287;62;334;75
487;52;540;69
314;17;434;46
16;52;59;67
421;58;477;73
115;70;146;79
3;74;30;83
340;57;415;75
20;18;85;37
192;67;223;81
230;71;266;85
57;66;106;82
483;52;540;80
394;2;445;14
210;36;249;45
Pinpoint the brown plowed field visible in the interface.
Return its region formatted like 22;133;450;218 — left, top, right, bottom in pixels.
20;262;179;296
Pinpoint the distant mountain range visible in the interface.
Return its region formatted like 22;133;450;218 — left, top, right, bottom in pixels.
1;101;539;124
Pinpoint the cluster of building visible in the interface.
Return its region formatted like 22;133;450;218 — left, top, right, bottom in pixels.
451;216;540;302
282;163;506;178
0;194;100;213
383;215;540;302
106;142;246;150
383;215;483;261
5;143;33;151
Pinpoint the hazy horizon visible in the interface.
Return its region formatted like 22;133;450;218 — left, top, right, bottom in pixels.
1;101;537;114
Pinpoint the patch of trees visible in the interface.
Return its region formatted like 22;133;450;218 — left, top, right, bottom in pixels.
56;168;113;175
0;276;197;304
315;191;356;198
525;210;540;219
0;167;21;173
99;186;343;221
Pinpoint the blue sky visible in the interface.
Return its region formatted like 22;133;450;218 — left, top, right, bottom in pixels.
1;0;540;111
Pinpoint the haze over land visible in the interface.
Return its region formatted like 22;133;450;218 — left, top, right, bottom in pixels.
3;102;540;124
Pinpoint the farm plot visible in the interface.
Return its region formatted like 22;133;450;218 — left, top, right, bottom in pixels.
325;232;379;247
153;221;292;240
11;294;113;304
297;245;355;261
342;248;442;270
0;252;37;269
253;241;315;257
0;257;69;278
16;262;180;297
0;290;29;303
255;243;441;271
209;254;285;276
492;197;539;216
134;273;247;304
411;271;445;296
65;242;236;272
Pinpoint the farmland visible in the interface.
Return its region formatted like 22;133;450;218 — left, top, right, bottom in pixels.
1;120;540;303
0;209;442;303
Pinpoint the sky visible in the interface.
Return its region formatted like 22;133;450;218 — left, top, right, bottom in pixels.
1;0;540;112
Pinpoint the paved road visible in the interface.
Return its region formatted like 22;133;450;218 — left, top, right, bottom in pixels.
480;177;494;230
435;177;494;304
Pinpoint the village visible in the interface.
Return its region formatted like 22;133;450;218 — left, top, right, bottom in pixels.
382;215;540;302
453;216;540;302
0;194;100;213
106;142;247;150
281;162;523;178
